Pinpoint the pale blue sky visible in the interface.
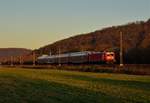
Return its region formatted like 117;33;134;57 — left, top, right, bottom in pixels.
0;0;150;49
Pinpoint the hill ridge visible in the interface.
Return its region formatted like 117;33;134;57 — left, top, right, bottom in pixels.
35;19;150;63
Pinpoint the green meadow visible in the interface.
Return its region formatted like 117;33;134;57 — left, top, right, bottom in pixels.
0;67;150;103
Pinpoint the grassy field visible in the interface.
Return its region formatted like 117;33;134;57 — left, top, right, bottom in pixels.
0;67;150;103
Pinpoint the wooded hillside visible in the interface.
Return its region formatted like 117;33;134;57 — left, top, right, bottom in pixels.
35;19;150;64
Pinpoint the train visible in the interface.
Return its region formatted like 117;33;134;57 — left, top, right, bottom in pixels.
37;51;116;64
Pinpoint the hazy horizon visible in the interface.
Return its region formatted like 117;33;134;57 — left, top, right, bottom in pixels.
0;0;150;49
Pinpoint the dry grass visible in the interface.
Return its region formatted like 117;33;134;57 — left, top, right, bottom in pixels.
0;67;150;103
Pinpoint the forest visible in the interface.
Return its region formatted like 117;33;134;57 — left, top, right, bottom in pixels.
35;19;150;64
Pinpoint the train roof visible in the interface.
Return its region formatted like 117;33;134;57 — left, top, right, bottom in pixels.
37;55;49;59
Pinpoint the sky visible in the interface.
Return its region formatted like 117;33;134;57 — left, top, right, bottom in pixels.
0;0;150;49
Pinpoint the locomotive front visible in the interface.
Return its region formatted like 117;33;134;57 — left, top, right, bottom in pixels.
103;52;116;63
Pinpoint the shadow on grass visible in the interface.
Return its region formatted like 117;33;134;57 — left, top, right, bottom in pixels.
0;75;128;103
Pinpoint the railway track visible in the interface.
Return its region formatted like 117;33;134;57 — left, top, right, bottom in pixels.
1;64;150;75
